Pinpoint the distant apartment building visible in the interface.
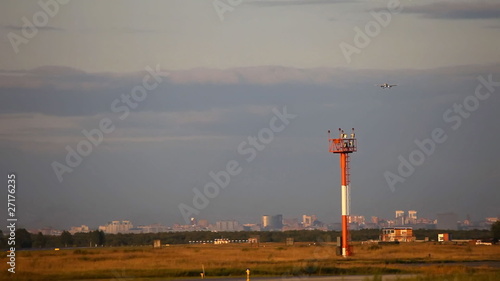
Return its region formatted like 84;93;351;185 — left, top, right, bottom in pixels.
381;227;416;242
99;220;134;234
407;210;417;225
262;214;283;230
137;223;170;233
69;225;90;234
214;220;243;231
395;210;405;225
349;215;365;225
302;215;317;228
394;210;418;225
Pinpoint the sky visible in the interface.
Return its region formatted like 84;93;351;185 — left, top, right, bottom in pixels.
1;0;500;230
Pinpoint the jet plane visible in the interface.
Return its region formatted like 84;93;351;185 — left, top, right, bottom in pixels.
377;83;397;89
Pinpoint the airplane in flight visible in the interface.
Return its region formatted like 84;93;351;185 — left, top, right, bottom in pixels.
377;83;397;89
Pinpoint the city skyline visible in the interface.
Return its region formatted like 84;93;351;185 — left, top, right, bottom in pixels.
1;1;500;231
26;210;500;235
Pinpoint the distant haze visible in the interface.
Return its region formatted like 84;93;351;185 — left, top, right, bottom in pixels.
0;1;499;230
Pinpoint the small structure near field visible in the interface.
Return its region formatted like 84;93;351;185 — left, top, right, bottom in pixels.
438;233;452;242
153;239;161;248
214;238;230;244
248;236;260;247
380;227;416;242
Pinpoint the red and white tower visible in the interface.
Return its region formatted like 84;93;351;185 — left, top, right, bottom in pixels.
329;128;357;257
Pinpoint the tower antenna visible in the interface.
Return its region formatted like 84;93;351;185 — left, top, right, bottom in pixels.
328;128;357;257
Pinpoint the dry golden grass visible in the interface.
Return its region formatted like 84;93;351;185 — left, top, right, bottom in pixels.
1;242;499;280
353;242;498;261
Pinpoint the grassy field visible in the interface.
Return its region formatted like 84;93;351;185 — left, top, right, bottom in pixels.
1;242;499;280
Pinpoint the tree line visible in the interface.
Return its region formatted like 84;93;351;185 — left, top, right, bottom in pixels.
1;222;498;249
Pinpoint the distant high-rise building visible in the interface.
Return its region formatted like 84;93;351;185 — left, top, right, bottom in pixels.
395;210;404;218
271;214;283;230
302;215;317;228
395;210;405;225
436;213;458;230
262;215;272;228
407;210;417;225
408;210;417;219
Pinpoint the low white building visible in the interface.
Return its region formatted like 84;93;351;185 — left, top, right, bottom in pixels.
99;220;134;234
69;225;90;234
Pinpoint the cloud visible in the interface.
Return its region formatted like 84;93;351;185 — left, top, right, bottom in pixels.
28;65;87;76
403;2;500;19
166;66;347;85
0;66;140;90
0;65;345;92
161;64;500;86
0;103;276;153
1;64;499;120
4;24;65;31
